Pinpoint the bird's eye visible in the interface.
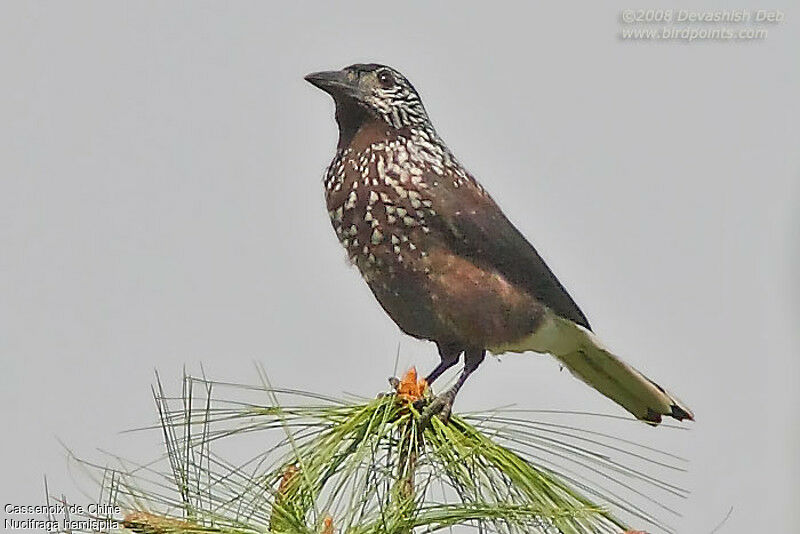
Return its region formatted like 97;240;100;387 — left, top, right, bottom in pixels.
377;69;395;87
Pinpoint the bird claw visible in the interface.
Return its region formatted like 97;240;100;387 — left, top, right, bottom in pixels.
411;397;428;412
418;391;455;429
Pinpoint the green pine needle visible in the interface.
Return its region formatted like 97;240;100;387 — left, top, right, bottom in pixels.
60;369;687;533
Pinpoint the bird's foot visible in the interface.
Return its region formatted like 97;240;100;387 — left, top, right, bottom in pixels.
418;389;456;429
411;397;428;413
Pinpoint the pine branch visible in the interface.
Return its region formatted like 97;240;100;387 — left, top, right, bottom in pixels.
58;367;688;533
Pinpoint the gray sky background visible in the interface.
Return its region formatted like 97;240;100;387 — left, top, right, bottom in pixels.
1;2;798;532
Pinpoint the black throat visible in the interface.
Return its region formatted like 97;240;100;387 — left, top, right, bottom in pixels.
334;99;372;150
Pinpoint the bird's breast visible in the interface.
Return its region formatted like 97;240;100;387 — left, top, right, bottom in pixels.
324;140;442;281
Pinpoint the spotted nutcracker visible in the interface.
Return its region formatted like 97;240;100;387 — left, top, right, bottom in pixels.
305;64;693;425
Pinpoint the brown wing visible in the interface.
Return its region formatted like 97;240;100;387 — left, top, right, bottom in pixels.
427;176;592;331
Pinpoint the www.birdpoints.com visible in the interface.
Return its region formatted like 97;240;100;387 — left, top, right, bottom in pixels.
618;8;785;42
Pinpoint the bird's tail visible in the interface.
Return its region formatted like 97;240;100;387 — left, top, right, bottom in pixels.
499;313;694;424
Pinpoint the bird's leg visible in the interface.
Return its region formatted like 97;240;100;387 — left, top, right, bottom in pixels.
419;348;485;427
411;343;462;411
426;342;463;385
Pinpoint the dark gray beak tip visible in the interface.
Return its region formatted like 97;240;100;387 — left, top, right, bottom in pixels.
303;72;324;86
304;70;353;95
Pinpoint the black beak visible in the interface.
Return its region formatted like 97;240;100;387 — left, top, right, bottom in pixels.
304;70;357;97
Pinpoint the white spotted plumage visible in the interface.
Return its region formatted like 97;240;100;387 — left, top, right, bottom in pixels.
323;124;473;280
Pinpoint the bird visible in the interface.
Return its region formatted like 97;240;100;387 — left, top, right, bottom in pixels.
305;63;693;425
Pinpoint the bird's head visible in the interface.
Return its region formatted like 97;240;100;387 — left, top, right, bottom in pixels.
305;64;430;143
